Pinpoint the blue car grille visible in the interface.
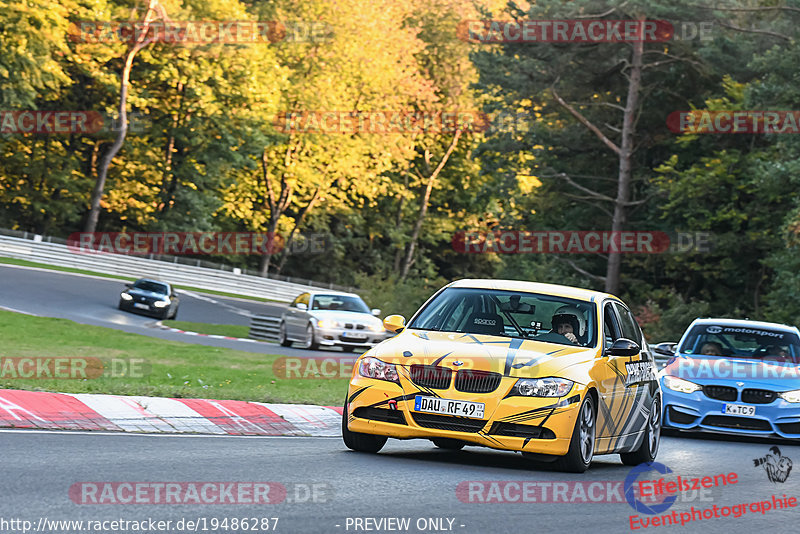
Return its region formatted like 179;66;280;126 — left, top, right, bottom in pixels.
703;385;737;401
702;415;771;431
741;389;777;404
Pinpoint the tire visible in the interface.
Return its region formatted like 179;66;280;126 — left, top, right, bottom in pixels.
553;393;596;473
342;400;387;453
278;322;292;347
303;323;319;350
118;300;125;311
431;438;466;451
170;307;178;320
621;395;661;466
159;308;170;320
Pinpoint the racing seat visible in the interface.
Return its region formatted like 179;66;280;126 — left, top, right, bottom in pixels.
465;312;504;336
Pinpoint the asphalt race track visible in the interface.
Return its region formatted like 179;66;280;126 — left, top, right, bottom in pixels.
0;430;798;534
0;264;333;357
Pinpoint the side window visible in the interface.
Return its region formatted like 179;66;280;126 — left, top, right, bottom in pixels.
613;302;642;343
604;303;623;346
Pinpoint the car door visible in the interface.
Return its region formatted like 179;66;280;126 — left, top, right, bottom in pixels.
590;300;632;453
286;293;310;337
610;301;656;450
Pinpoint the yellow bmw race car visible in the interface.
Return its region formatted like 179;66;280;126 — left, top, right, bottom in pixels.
342;279;661;472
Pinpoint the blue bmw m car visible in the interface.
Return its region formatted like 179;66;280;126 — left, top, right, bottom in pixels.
660;318;800;438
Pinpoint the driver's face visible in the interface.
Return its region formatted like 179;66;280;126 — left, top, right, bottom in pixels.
557;323;574;335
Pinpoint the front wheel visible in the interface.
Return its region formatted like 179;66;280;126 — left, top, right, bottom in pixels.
303;323;319;350
553;393;596;473
621;395;661;466
432;438;466;450
342;400;387;453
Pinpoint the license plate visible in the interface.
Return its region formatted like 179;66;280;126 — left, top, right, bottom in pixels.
725;404;756;416
133;303;150;310
342;333;366;340
414;396;485;419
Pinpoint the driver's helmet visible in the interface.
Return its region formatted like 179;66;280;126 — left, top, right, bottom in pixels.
551;305;586;337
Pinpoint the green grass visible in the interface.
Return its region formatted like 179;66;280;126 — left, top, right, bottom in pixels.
0;256;281;303
161;320;251;339
0;310;348;405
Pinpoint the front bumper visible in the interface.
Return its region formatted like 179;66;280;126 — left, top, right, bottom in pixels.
315;326;390;348
662;387;800;439
120;300;168;317
345;374;582;455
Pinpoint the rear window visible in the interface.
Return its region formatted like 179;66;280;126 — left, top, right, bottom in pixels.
678;324;800;363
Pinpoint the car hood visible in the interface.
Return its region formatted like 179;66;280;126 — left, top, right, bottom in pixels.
369;329;597;380
662;355;800;390
309;310;382;326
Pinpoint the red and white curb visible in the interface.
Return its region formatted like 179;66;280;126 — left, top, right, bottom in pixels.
0;389;343;437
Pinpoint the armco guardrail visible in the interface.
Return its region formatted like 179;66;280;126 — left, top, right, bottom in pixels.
0;234;349;303
250;315;281;341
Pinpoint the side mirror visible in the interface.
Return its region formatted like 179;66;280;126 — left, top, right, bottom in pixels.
383;314;406;334
652;342;677;357
608;338;641;357
297;302;308;311
371;308;381;317
124;283;133;288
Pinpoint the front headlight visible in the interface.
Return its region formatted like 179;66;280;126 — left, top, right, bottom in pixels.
779;389;800;403
367;323;384;333
153;299;170;308
317;319;339;329
514;377;574;397
120;293;133;301
663;375;702;394
358;356;399;383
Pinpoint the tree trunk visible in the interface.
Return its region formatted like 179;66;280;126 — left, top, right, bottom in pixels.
399;130;462;281
258;147;294;276
276;185;323;274
604;25;644;295
84;0;162;233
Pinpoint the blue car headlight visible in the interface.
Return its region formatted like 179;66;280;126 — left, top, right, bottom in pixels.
779;389;800;403
663;375;702;394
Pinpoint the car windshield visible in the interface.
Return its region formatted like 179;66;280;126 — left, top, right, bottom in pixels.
678;324;800;363
311;294;370;313
133;280;169;294
407;287;597;347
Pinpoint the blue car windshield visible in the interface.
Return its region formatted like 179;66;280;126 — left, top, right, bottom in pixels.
408;287;597;348
678;324;800;363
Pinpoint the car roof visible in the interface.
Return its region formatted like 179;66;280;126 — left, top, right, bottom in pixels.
300;290;361;299
446;279;614;303
689;317;799;333
135;278;170;286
